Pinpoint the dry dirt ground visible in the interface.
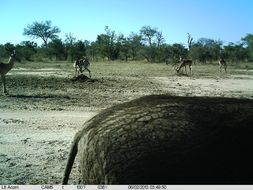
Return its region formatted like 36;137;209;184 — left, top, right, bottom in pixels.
0;65;253;184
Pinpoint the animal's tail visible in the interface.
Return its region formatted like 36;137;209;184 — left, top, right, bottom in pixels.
62;134;79;184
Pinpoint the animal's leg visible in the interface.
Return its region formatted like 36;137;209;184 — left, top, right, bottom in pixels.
1;75;8;95
86;68;91;78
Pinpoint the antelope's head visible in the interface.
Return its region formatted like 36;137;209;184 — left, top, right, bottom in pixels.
10;50;16;58
8;50;16;64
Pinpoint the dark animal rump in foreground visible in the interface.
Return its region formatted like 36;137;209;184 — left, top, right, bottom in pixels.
63;95;253;184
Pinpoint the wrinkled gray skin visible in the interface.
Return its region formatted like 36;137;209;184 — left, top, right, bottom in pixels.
63;95;253;185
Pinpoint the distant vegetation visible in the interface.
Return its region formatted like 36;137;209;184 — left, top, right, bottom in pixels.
1;20;253;64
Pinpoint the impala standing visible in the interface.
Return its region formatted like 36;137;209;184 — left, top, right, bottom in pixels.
219;58;227;72
176;57;192;74
0;51;16;95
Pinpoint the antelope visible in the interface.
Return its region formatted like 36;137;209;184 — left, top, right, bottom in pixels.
0;51;16;95
73;57;91;78
219;58;227;72
176;57;192;74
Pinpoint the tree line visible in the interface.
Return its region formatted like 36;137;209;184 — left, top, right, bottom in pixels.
1;20;253;64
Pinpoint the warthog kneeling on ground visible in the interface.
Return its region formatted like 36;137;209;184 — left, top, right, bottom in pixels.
63;95;253;184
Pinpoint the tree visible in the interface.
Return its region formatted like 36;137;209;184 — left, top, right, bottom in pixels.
190;38;222;63
73;40;87;59
128;32;142;61
47;38;66;60
4;42;15;53
95;26;120;60
86;42;98;61
23;20;60;48
155;31;165;48
139;26;165;62
223;43;248;64
0;44;5;58
187;33;193;51
104;26;120;60
0;43;15;59
118;34;130;62
65;33;76;62
16;41;37;61
155;31;165;62
140;26;158;46
171;43;188;61
96;34;110;60
242;33;253;61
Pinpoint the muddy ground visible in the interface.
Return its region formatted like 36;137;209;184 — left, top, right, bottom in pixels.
0;63;253;184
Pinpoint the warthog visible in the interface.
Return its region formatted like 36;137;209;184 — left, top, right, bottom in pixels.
63;95;253;184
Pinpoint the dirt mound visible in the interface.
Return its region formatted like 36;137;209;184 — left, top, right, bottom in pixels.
70;74;91;82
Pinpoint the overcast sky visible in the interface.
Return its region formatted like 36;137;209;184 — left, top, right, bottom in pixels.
0;0;252;46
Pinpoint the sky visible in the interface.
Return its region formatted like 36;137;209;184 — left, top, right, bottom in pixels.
0;0;253;46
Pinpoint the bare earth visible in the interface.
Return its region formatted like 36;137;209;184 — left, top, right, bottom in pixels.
0;66;253;184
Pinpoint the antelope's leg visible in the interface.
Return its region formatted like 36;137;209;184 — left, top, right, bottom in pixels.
1;75;7;95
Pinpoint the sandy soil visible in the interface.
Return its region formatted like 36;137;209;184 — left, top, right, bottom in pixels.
0;109;97;184
155;75;253;98
0;68;253;184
